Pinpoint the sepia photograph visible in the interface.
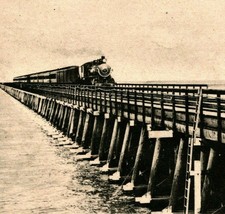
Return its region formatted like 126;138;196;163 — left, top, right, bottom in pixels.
1;1;225;213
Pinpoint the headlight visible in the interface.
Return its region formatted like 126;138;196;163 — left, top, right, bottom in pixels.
98;64;111;78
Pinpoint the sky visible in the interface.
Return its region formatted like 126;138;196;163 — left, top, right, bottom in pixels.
1;0;225;83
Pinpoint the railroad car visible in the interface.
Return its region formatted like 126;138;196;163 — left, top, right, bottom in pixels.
13;56;115;85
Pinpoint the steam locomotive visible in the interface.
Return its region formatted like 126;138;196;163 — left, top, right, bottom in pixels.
13;56;115;85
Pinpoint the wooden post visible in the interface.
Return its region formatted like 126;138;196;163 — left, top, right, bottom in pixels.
98;113;112;161
52;101;58;122
201;147;218;213
81;111;94;149
58;104;65;129
32;96;36;111
52;102;59;125
49;100;58;124
81;112;90;148
166;137;187;211
123;125;146;191
56;104;63;128
89;112;103;155
40;99;46;116
67;108;75;137
44;98;49;118
37;98;42;114
107;118;119;164
135;137;164;204
43;99;48;117
109;120;134;181
44;99;50;118
70;108;80;141
48;99;55;121
101;118;119;171
75;110;85;145
65;106;72;134
61;106;68;131
38;97;42;114
50;100;57;121
30;95;34;110
35;95;39;111
147;138;163;194
200;143;209;187
34;96;39;112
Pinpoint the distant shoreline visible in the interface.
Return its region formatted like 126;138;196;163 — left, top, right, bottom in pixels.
117;81;225;89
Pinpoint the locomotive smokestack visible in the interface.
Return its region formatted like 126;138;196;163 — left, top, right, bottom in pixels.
101;56;107;63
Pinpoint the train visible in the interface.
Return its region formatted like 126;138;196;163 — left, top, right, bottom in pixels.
13;56;115;85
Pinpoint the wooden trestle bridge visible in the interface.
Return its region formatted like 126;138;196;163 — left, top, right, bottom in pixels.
1;83;225;213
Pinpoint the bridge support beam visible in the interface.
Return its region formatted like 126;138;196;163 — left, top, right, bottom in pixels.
135;129;173;205
89;111;103;157
67;107;75;137
123;125;147;191
75;109;85;145
100;117;120;172
99;114;114;161
81;109;94;149
201;147;218;213
109;120;135;181
90;113;114;165
162;136;187;213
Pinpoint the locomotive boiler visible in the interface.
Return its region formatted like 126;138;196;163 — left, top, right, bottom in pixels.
13;56;115;85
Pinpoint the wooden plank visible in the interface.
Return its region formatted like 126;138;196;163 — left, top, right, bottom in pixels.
148;130;173;139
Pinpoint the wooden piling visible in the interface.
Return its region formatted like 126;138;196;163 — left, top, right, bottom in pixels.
47;99;54;121
39;98;44;115
110;120;134;181
65;106;72;133
75;110;85;145
167;137;187;211
147;138;164;197
49;100;56;122
37;98;43;114
81;111;94;149
89;112;103;156
37;97;41;113
98;113;114;161
123;125;147;191
34;96;38;111
30;95;34;109
106;118;119;166
61;105;68;131
41;99;47;116
52;102;60;125
67;108;75;137
58;104;66;129
114;118;127;166
201;147;218;213
71;108;81;141
200;142;210;187
43;99;50;118
101;117;120;171
132;126;146;182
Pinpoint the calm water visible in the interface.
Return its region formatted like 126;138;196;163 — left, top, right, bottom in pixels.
0;89;151;214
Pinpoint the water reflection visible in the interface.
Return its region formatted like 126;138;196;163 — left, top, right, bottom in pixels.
0;90;151;214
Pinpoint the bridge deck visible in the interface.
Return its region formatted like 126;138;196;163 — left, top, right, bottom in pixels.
1;83;225;213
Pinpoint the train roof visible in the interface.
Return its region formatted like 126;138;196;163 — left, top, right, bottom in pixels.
14;65;78;79
13;56;106;80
